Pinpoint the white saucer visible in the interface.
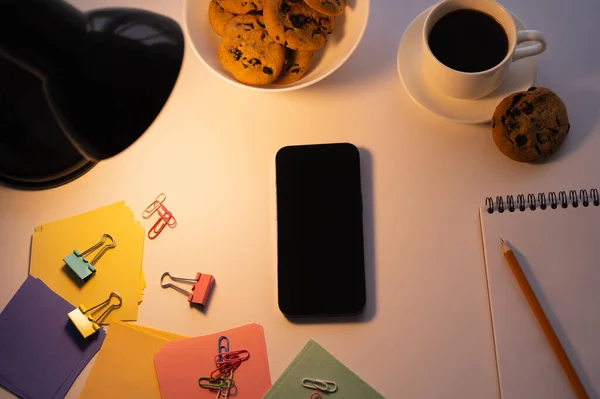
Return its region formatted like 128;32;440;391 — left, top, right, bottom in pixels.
397;7;538;124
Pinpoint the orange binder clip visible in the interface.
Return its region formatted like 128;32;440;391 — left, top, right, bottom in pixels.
160;272;215;307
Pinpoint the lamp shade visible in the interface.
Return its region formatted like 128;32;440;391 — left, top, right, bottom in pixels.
0;0;184;189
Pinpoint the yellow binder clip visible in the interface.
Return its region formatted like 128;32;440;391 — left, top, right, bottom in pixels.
68;292;122;338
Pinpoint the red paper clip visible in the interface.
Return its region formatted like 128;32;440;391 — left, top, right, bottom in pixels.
143;193;177;240
310;393;323;399
215;350;250;365
210;360;241;380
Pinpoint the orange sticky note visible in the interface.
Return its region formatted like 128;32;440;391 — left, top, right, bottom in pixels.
154;323;271;399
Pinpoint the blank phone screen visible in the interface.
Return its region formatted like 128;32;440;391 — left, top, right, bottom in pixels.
275;143;366;317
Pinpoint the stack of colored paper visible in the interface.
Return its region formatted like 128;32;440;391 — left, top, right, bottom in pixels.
154;323;272;399
29;201;146;323
0;276;106;399
79;322;187;398
263;339;384;398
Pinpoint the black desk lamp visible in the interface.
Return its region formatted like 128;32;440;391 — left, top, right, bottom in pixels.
0;0;184;189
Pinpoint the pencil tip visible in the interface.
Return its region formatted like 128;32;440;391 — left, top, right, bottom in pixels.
500;238;509;252
500;238;505;244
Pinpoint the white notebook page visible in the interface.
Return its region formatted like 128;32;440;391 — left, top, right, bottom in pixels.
480;205;600;399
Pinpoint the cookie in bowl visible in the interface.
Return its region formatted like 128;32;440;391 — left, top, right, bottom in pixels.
263;0;334;51
274;49;314;84
209;0;237;36
218;15;286;85
303;0;346;16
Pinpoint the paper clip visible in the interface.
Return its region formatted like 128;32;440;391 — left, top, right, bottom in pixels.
215;350;250;365
198;377;236;390
310;393;323;399
160;272;215;307
211;361;241;380
143;193;167;218
63;234;116;281
302;378;338;393
217;372;234;399
218;336;230;362
143;193;177;240
67;292;122;338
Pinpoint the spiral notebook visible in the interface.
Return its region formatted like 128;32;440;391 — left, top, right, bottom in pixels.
479;189;600;399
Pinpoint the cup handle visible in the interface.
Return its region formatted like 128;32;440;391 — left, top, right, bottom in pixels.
513;30;546;62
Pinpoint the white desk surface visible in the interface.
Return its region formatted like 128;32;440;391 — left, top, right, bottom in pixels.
1;0;599;398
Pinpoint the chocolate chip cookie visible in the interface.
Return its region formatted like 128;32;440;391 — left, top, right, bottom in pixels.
492;87;570;163
209;0;237;36
263;0;334;51
223;13;266;34
216;0;263;15
303;0;346;16
274;49;313;84
218;15;285;85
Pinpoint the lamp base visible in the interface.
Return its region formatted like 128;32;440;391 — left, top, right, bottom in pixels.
0;6;184;190
0;53;96;190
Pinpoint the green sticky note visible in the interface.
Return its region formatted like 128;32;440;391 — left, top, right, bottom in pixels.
264;339;384;399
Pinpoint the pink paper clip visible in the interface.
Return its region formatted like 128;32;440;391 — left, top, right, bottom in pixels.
160;272;215;307
143;193;177;240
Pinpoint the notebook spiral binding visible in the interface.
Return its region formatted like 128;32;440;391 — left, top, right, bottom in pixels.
485;189;600;214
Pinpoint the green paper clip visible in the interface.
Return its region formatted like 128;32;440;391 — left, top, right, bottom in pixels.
198;377;236;390
64;234;116;281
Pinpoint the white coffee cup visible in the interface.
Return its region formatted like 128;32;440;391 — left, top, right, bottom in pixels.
422;0;546;99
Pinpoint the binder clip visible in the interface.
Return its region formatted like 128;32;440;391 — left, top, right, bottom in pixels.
68;292;122;338
160;272;215;307
143;193;177;240
63;234;116;281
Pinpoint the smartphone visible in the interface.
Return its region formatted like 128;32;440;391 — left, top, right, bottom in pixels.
275;143;366;317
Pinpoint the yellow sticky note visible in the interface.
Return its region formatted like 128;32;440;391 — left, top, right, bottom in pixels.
139;270;146;304
34;202;147;302
125;323;187;341
79;322;187;399
29;202;144;322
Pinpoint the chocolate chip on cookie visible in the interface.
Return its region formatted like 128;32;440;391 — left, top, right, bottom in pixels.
303;0;346;17
264;0;334;51
216;0;263;15
218;15;285;85
274;49;313;84
209;0;237;36
492;87;569;163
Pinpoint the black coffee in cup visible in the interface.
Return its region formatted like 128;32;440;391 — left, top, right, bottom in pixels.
428;9;509;73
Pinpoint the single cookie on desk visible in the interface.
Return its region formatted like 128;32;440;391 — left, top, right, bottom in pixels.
263;0;334;51
492;87;570;163
303;0;346;16
274;49;313;84
216;0;263;15
218;15;285;85
209;0;237;36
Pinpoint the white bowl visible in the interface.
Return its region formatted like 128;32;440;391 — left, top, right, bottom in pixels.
184;0;370;91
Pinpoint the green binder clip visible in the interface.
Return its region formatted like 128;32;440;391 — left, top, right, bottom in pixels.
63;234;116;281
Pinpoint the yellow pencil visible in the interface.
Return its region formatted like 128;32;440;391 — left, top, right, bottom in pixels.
501;239;589;399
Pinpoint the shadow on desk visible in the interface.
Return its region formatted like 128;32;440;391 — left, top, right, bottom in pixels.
306;0;403;92
512;247;599;399
532;67;600;163
287;148;377;325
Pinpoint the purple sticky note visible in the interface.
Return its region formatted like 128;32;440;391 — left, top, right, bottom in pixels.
0;276;106;399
